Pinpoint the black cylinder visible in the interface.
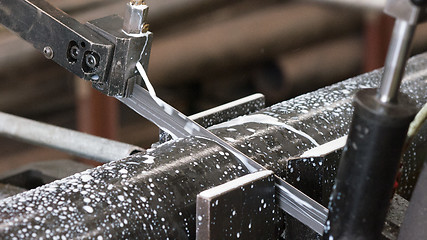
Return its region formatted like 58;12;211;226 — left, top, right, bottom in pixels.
324;89;416;240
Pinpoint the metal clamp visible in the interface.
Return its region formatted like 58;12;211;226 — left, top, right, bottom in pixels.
0;0;153;97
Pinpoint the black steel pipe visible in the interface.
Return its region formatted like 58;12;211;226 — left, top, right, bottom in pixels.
324;89;417;239
0;54;426;239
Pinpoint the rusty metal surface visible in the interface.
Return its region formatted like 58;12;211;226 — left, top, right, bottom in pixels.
0;53;425;239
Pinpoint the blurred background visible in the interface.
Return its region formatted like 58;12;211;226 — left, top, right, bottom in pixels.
1;0;427;173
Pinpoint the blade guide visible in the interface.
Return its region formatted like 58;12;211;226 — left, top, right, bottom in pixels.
119;84;327;234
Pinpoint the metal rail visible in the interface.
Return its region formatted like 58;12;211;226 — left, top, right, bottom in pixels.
0;112;142;162
308;0;386;10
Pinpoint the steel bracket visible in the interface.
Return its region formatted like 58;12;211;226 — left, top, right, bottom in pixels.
196;170;277;240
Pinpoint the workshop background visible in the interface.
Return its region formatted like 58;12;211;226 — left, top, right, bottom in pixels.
1;0;427;173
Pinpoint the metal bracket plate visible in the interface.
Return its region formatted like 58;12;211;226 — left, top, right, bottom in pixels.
196;170;276;240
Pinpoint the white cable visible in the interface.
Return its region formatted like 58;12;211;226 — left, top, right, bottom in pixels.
408;103;427;140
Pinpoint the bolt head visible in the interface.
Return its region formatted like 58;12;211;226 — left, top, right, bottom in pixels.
70;46;80;60
43;47;54;59
85;54;98;69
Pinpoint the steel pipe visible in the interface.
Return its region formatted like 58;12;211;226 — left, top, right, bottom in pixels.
0;112;142;163
308;0;386;10
0;54;426;239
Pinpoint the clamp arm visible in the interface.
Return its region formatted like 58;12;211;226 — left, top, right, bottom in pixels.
0;0;152;97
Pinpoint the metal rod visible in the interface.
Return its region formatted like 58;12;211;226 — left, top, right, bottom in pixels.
378;19;416;103
0;112;143;163
276;179;328;235
307;0;386;10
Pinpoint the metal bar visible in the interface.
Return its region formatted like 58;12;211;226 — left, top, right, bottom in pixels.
0;112;142;163
196;170;276;240
308;0;386;10
378;19;416;103
189;93;265;128
159;93;265;143
119;85;263;173
118;85;194;139
276;179;328;235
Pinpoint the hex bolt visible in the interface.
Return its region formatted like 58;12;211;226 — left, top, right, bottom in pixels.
43;46;54;59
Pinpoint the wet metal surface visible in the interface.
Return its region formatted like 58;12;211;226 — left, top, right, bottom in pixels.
159;93;265;144
0;54;426;239
0;184;26;201
0;160;92;191
196;170;276;240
